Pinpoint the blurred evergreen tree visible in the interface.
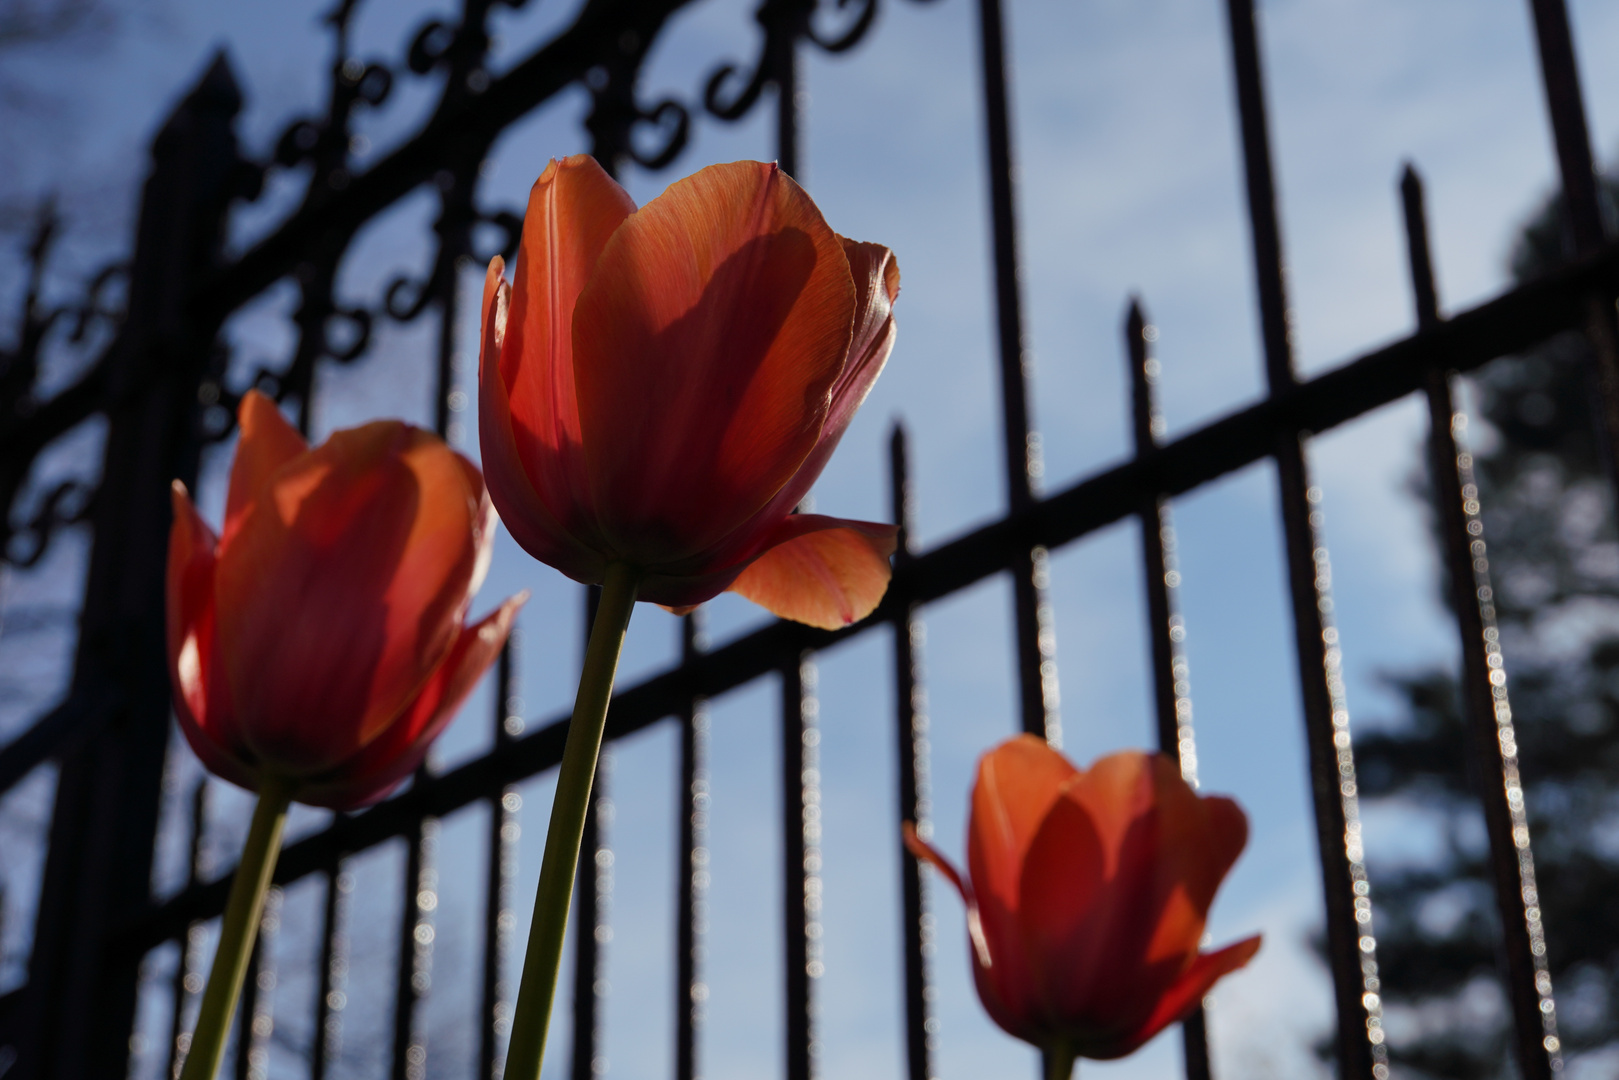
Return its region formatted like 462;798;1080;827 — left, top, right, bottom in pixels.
1353;175;1619;1078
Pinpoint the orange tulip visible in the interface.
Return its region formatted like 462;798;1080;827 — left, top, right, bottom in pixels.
905;736;1261;1066
479;155;899;629
167;390;524;809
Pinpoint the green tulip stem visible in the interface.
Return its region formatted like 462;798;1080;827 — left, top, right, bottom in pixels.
505;561;641;1080
178;774;293;1080
1044;1044;1077;1080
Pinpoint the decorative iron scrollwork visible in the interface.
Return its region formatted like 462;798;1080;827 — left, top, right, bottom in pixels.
0;208;127;567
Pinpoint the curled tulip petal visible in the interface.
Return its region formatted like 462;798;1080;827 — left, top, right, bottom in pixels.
1116;935;1262;1060
920;737;1261;1064
727;516;898;629
902;821;970;904
481;158;898;623
166;390;517;811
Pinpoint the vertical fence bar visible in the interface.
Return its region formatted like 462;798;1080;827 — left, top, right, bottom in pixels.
391;818;436;1080
18;59;243;1077
238;888;279;1080
309;866;349;1080
1400;165;1561;1080
572;756;611;1080
483;637;522;1080
782;655;821;1080
573;586;607;1080
677;613;710;1080
234;920;263;1080
974;0;1058;745
1220;2;1384;1076
168;781;208;1079
889;425;935;1080
1124;303;1211;1080
776;17;800;181
1524;0;1619;511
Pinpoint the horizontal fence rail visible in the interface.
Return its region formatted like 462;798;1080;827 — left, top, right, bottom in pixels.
111;226;1619;947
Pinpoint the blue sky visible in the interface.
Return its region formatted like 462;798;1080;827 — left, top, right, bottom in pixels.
4;0;1619;1078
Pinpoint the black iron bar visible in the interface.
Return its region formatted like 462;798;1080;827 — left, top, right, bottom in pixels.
781;654;819;1080
15;60;241;1073
1527;0;1607;251
676;612;709;1080
974;0;1057;745
233;886;279;1080
573;585;607;1080
483;637;521;1080
115;232;1619;955
234;923;262;1080
309;866;348;1080
776;13;800;182
889;424;935;1080
1221;1;1383;1075
1401;164;1560;1080
167;781;208;1080
389;817;434;1080
1524;0;1619;513
1124;302;1211;1080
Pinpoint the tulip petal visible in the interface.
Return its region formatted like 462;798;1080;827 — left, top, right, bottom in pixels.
301;593;525;809
572;160;856;566
167;483;256;791
480;258;606;584
1107;935;1262;1060
1016;786;1107;964
902;821;970;904
225;390;308;548
1142;789;1249;962
216;421;483;775
722;239;900;543
726;514;897;629
968;734;1079;913
503;157;636;531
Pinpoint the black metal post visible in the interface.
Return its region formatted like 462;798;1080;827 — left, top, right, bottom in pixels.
975;0;1058;746
390;817;436;1080
167;781;208;1080
1124;302;1212;1080
1524;0;1619;517
676;613;710;1080
1401;165;1561;1080
889;424;935;1080
309;866;349;1080
14;55;244;1080
572;586;607;1080
483;637;521;1080
232;888;279;1080
782;655;819;1080
1221;2;1383;1075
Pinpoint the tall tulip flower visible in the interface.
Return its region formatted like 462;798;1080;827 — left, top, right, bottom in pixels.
168;390;522;1080
485;156;900;1080
479;155;899;628
905;736;1261;1079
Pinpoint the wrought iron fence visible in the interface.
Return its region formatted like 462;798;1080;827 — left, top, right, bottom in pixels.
0;0;1616;1077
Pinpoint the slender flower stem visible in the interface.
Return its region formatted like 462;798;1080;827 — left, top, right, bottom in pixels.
1043;1044;1077;1080
505;562;640;1080
178;774;293;1080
